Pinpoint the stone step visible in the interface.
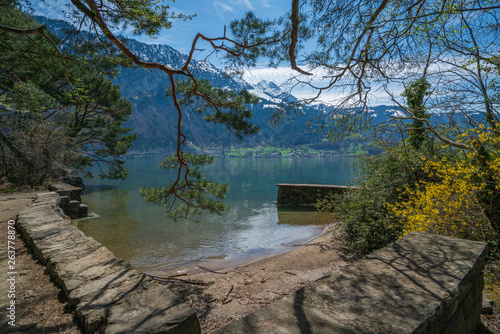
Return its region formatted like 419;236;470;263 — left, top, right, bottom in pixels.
63;201;88;218
49;182;83;201
58;195;70;207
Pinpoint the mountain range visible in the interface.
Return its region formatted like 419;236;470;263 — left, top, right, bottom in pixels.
36;16;437;154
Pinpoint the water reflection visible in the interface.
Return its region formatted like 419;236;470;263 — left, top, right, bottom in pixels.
77;156;354;271
76;189;141;261
277;208;336;226
83;184;119;194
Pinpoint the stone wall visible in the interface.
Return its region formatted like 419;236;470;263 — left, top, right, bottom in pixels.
276;183;356;208
215;232;488;334
48;182;88;218
16;192;200;334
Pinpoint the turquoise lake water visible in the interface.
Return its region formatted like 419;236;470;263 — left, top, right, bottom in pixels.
76;156;354;272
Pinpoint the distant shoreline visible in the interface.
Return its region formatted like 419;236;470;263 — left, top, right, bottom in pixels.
123;152;360;158
124;143;372;158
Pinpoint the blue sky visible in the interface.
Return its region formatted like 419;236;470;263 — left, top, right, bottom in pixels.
151;0;289;53
33;0;290;57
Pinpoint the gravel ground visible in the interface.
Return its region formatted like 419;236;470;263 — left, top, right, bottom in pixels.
0;191;81;334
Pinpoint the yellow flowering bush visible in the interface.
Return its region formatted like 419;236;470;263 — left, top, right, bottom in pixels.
390;128;500;242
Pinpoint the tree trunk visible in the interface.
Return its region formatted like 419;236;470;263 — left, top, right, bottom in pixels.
475;144;500;236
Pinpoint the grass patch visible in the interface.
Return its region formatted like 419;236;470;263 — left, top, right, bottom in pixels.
280;148;292;156
484;279;500;305
0;187;17;193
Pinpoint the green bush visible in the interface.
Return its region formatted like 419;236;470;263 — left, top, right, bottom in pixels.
318;145;432;258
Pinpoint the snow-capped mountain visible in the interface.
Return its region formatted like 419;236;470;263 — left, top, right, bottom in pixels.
35;16;307;152
35;16;430;153
107;37;295;106
248;80;298;104
36;16;291;104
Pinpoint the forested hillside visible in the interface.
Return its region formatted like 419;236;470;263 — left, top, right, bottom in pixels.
36;16;402;154
0;7;136;186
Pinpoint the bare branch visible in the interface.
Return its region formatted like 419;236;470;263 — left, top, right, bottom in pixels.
0;24;47;35
289;0;312;76
390;99;470;150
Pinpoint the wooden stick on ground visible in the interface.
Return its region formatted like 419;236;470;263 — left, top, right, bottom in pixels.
197;265;227;274
221;285;234;304
150;276;208;285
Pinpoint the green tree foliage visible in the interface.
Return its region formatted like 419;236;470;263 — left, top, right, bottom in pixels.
0;1;136;186
317;145;432;257
28;0;273;217
402;78;431;150
140;153;229;221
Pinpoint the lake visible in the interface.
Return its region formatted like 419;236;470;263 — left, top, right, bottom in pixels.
76;156;354;273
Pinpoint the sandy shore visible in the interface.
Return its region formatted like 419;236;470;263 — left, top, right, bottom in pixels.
146;225;348;333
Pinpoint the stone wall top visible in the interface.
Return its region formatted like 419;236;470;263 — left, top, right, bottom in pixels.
216;232;488;333
48;182;82;192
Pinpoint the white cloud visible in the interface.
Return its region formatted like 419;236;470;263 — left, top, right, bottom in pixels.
212;0;236;21
238;0;254;9
214;1;235;13
243;66;403;106
261;0;272;8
